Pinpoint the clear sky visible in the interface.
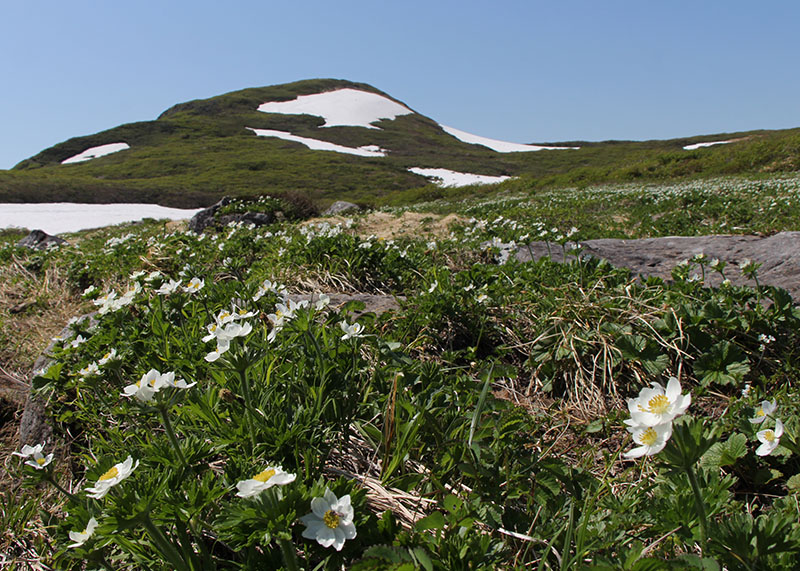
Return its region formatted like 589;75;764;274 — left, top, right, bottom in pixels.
1;0;798;169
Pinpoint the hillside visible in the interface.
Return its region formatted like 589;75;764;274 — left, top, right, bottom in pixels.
2;78;800;208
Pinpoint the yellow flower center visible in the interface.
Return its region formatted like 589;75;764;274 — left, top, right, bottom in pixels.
323;510;340;529
99;466;119;481
756;408;765;417
253;468;276;482
103;352;112;360
640;427;658;446
36;457;46;465
763;430;775;442
643;394;670;415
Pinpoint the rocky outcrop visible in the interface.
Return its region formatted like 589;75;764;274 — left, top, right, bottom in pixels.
188;197;282;233
16;229;68;250
516;231;800;299
323;201;360;216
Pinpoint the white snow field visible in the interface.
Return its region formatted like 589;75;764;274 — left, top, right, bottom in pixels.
408;167;511;187
441;125;578;153
0;203;203;235
61;142;130;164
683;140;734;150
257;88;413;129
247;128;387;157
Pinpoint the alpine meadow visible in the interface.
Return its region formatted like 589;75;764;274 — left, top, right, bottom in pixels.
2;80;800;570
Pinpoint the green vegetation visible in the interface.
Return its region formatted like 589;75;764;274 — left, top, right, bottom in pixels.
2;172;800;568
1;79;798;208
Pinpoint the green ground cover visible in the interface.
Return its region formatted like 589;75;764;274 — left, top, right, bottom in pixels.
2;173;800;569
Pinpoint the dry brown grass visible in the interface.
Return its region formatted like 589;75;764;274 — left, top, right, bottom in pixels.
303;211;467;240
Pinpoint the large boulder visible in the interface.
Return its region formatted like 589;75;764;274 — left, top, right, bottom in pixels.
188;197;282;233
516;231;800;300
323;201;360;216
17;229;68;250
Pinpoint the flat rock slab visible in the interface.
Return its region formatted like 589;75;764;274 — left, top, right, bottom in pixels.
516;231;800;300
291;293;402;315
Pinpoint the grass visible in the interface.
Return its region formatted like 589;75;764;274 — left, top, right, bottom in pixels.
2;173;800;568
1;78;798;208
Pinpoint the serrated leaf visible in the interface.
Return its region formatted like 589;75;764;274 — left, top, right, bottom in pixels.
700;433;747;468
786;473;800;491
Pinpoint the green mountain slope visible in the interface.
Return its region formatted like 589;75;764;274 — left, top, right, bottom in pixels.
2;78;799;208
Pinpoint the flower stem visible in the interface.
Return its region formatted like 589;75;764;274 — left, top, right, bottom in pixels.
685;464;708;555
237;367;257;454
142;516;188;570
45;475;80;504
158;406;188;468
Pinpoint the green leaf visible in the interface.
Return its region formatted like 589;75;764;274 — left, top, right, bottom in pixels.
694;341;750;387
415;511;445;531
700;432;747;468
786;473;800;492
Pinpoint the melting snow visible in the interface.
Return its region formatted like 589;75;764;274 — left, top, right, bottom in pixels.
257;88;413;129
247;128;387;157
408;167;511;187
683;140;734;150
441;125;578;153
0;203;203;235
61;142;130;164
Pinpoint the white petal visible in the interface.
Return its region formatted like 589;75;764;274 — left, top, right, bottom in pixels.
311;496;331;518
316;526;337;548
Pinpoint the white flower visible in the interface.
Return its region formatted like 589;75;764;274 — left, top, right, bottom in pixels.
623;422;673;459
156;279;181;295
78;362;100;378
749;400;777;424
756;419;784;456
84;456;139;499
69;335;87;349
235;466;296;498
122;369;162;402
130;270;146;280
475;293;489;304
13;443;54;470
93;291;117;308
82;285;97;297
427;281;438;294
315;294;331;310
98;349;118;366
203;320;253;361
158;371;196;390
183;277;205;293
144;271;162;282
12;443;45;458
626;377;691;428
340;321;365;341
300;488;357;551
68;517;98;548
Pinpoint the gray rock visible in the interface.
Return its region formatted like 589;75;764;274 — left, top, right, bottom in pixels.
16;229;68;250
323;201;360;216
19;314;97;447
516;231;800;299
290;293;403;315
188;197;281;233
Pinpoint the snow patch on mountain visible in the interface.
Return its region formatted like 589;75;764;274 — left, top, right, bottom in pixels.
408;167;511;187
62;142;130;164
247;128;387;157
683;140;734;150
441;125;578;153
257;88;412;129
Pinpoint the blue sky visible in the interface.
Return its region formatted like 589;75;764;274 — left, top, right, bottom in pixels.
1;1;798;169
